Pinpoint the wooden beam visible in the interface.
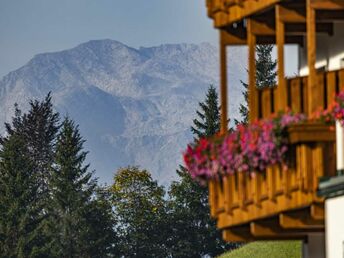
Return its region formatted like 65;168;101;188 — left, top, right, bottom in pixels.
250;20;275;36
222;29;247;45
311;0;344;10
307;0;318;114
276;5;288;111
220;30;228;133
278;5;306;23
279;213;324;230
223;228;252;242
247;19;259;122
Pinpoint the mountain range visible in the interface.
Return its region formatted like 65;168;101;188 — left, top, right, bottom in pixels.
0;39;246;184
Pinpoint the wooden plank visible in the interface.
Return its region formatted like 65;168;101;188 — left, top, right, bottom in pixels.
247;19;259;122
311;0;344;10
261;89;272;118
290;78;302;113
278;5;306;23
276;5;288;112
338;69;344;91
223;175;233;214
316;73;325;110
302;77;309;115
326;71;337;107
220;31;228;134
279;213;324;229
307;0;318;114
208;180;218;217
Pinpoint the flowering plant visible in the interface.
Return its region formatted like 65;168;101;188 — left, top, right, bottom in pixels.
183;111;306;182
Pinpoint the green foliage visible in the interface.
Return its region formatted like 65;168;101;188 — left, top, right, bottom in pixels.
168;166;231;258
191;85;221;138
48;118;115;257
237;45;277;124
256;45;277;89
218;241;302;258
169;85;236;257
110;166;168;257
0;134;49;257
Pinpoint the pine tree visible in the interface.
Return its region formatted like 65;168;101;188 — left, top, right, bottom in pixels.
237;45;277;124
169;86;235;257
1;93;60;195
256;45;277;89
0;134;49;257
191;85;221;138
49;118;114;257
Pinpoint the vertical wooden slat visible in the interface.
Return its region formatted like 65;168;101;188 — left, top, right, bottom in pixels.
220;30;228;134
247;19;258;122
317;73;325;110
290;78;302;113
338;70;344;92
261;89;272;118
223;175;233;214
327;71;337;106
276;5;288;112
267;166;276;202
208;180;218;217
307;0;317;114
302;77;309;115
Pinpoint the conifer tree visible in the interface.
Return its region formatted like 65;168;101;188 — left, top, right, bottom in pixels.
49;118;114;257
191;85;221;138
0;134;49;257
1;93;60;195
169;86;235;257
237;44;277;124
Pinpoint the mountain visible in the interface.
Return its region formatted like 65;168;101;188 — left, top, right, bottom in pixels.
0;39;247;185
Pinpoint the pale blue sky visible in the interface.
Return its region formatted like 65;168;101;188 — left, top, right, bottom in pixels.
0;0;297;78
0;0;218;77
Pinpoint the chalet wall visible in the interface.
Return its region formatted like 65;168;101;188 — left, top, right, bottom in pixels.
325;195;344;258
299;22;344;75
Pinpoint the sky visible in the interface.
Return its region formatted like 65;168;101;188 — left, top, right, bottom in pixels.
0;0;297;78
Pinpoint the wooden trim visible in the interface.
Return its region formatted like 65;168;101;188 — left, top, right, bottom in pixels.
307;0;317;114
311;0;344;10
276;5;288;112
247;19;259;122
220;31;228;134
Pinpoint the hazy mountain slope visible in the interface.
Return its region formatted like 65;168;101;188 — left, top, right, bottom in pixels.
0;39;246;184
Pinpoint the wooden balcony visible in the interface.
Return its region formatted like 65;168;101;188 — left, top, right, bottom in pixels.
209;122;335;241
208;69;344;242
204;0;344;242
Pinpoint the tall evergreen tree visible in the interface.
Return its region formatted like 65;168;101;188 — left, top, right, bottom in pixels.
256;45;277;89
49;118;114;257
169;85;235;257
237;44;277;124
191;85;220;138
0;134;49;257
1;93;60;195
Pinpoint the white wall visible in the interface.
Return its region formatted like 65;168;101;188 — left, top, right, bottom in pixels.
325;195;344;258
299;22;344;75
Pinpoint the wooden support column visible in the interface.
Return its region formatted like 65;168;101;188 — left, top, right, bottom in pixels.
276;5;288;111
220;30;228;133
307;0;318;114
247;19;259;122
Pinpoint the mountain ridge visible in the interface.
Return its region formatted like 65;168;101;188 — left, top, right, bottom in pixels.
0;39;246;184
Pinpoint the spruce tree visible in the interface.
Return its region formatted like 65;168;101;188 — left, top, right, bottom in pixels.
237;44;277;124
49;118;114;257
1;93;60;195
169;86;235;257
0;134;49;257
191;85;220;138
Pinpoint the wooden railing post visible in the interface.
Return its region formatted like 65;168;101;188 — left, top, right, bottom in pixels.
307;0;317;114
276;5;288;112
220;30;228;133
247;19;259;122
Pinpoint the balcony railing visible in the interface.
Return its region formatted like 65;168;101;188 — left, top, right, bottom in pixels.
208;70;341;241
257;69;344;119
